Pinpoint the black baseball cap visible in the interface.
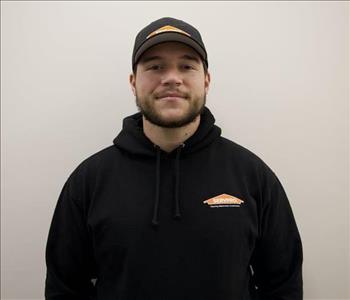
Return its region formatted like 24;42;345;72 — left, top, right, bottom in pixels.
132;17;208;72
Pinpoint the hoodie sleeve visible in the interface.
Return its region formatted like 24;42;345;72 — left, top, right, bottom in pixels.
250;174;303;299
45;173;97;300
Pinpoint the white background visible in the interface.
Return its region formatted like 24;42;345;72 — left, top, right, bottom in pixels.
1;1;349;299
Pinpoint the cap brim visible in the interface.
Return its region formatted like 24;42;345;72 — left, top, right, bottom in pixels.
134;32;207;67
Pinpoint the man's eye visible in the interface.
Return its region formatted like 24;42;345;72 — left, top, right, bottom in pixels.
148;65;162;70
183;65;194;70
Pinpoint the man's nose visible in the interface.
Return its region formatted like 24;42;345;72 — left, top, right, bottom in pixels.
160;69;183;86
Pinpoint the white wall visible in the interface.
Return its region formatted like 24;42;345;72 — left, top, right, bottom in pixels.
1;1;349;299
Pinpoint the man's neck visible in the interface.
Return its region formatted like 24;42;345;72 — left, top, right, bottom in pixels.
142;115;201;153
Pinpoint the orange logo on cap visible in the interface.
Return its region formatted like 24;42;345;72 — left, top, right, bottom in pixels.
146;25;191;39
203;194;245;207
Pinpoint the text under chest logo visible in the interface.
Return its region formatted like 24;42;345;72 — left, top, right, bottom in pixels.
203;193;245;208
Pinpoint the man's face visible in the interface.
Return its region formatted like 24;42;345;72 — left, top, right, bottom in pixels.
129;42;210;128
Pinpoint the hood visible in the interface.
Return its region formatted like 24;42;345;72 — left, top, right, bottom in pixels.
113;106;222;228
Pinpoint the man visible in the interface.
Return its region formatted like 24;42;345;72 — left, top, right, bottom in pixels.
45;17;303;299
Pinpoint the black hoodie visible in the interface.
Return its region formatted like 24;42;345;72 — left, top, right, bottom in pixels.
45;106;303;300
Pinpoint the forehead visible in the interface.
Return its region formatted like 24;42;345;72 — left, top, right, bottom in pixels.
138;42;202;64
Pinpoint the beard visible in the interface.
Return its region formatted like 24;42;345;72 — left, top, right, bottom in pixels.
135;92;206;128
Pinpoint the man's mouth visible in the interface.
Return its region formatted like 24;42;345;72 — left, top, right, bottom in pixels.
156;93;187;101
159;96;184;101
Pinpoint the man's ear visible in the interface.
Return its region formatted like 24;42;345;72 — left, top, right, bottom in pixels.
129;73;136;96
204;71;211;95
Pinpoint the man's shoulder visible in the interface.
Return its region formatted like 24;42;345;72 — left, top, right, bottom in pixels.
66;145;118;181
217;136;265;164
216;136;278;181
80;145;117;166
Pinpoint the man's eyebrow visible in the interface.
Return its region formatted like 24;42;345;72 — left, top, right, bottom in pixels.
139;54;201;64
139;55;162;64
180;54;201;63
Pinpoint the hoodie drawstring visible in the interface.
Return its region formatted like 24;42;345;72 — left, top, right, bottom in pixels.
173;144;184;219
151;143;185;227
152;145;161;226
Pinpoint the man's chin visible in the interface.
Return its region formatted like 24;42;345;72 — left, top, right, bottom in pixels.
156;108;187;120
142;110;200;128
